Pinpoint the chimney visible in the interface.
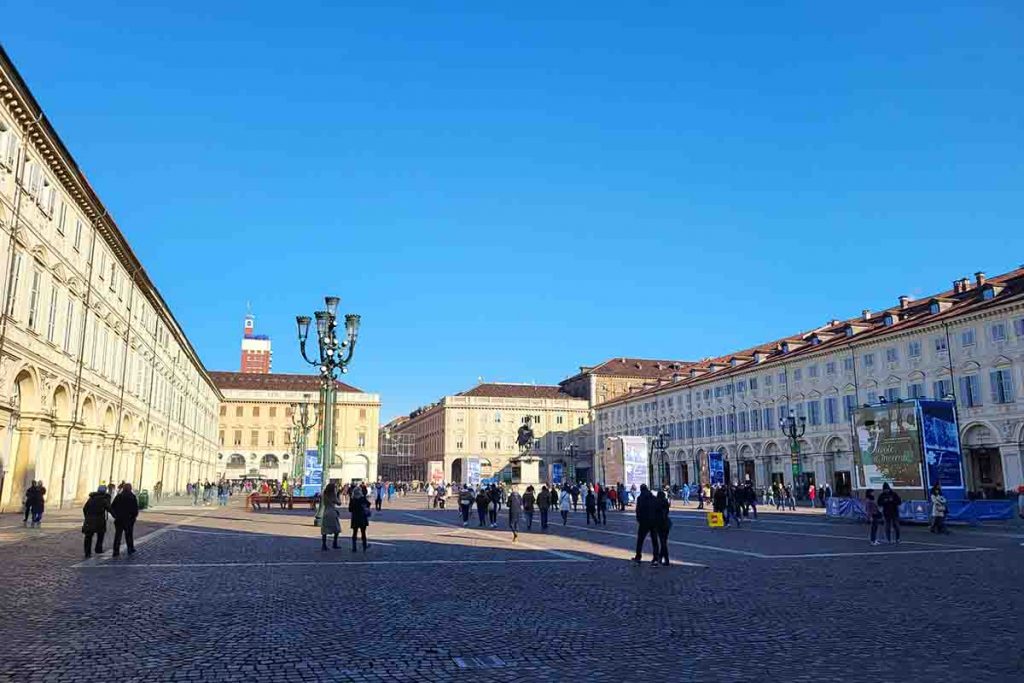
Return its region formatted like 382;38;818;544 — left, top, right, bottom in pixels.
975;271;986;287
862;309;871;321
952;280;962;294
899;295;910;309
959;277;971;291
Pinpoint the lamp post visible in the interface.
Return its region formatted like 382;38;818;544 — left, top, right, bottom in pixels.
778;407;806;488
290;393;317;486
296;296;360;525
649;428;669;489
564;441;577;485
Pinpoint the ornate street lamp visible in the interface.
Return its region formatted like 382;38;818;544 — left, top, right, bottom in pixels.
297;297;360;525
290;393;317;485
778;407;806;486
649;428;669;488
564;441;577;484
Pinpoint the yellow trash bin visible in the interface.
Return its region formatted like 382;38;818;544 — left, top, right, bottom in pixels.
706;512;724;528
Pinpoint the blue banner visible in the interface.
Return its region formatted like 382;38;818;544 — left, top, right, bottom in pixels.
552;463;564;485
709;451;724;486
466;457;481;488
302;449;322;496
918;400;965;499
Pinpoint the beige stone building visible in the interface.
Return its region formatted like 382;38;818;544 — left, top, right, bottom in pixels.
595;267;1024;497
211;371;380;484
0;48;220;510
392;383;591;483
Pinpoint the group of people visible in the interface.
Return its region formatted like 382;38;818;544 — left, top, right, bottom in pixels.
81;482;140;558
319;481;371;551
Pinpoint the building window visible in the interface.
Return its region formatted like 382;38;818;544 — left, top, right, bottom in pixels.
577;417;585;425
1015;318;1024;338
533;439;542;450
764;375;772;387
793;368;802;382
990;322;1006;342
863;353;875;368
907;341;921;358
824;397;838;424
220;405;226;416
843;395;857;422
807;400;821;426
885;348;898;363
959;375;982;407
250;430;259;446
750;377;758;390
480;440;487;450
494;411;501;423
27;269;41;330
218;430;224;447
233;430;242;446
807;365;818;379
236;406;243;417
934;336;947;353
252;407;260;418
46;287;58;342
556;415;564;425
62;299;75;353
738;412;748;432
825;362;836;376
56;203;67;235
961;328;976;347
885;387;900;403
358;433;367;448
267;432;275;446
843;357;854;372
908;383;924;399
727;414;736;434
990;369;1015;404
456;441;463;449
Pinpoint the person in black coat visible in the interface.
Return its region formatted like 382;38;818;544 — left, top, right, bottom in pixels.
475;490;489;527
596;485;608;525
348;487;371;552
537;486;551;530
81;486;111;558
654;490;672;566
632;484;660;566
110;483;140;556
585;488;598;525
877;483;903;544
488;485;500;528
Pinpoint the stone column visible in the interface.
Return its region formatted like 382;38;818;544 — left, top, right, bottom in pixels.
4;419;40;510
75;435;93;501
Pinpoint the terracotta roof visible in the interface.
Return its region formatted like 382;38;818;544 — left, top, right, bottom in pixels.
563;357;694;384
209;371;362;394
458;383;577;400
596;265;1024;409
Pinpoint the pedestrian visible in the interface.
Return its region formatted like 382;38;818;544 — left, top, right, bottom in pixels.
696;484;705;510
864;489;882;545
727;483;742;528
458;485;474;526
631;484;660;566
1018;485;1024;519
745;481;758;520
349;486;370;552
110;483;139;557
374;482;384;512
523;486;536;530
877;483;902;544
570;484;580;512
596;484;608;525
488;484;500;528
537;485;551;530
655;490;672;566
81;485;111;558
585;487;598;525
559;486;571;525
321;492;341;550
617;483;627;511
508;486;523;541
929;484;949;535
475;488;489;527
808;483;817;508
784;485;796;511
681;482;690;506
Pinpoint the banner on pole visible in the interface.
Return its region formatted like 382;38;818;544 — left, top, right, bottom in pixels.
552;462;564;484
708;451;724;486
302;449;323;495
466;457;482;488
427;461;444;485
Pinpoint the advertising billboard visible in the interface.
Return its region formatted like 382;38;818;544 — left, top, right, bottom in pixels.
853;403;922;490
427;461;444;485
552;462;564;485
466;457;482;488
622;437;649;490
708;451;724;486
919;400;965;498
302;449;322;495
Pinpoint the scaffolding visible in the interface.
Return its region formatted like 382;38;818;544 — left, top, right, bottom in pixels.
378;431;416;482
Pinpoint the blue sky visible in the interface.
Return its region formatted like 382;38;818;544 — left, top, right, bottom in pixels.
4;1;1022;420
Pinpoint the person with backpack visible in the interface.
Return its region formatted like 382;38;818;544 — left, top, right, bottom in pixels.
864;489;883;545
877;483;902;544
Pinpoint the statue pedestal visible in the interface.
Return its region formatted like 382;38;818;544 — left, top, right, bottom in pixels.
512;456;542;489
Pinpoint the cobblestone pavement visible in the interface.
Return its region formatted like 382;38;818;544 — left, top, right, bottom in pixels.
0;495;1021;682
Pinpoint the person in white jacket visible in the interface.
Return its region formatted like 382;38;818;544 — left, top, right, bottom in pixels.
559;487;572;525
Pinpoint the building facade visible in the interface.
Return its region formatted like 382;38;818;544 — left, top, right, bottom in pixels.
212;371;380;484
239;312;271;374
0;48;221;510
594;268;1024;497
392;383;592;484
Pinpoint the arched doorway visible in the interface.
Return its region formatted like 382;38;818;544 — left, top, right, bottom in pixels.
451;457;463;485
962;423;1003;497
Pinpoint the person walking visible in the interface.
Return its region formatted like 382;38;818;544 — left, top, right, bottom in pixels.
784;485;796;511
570;484;580;512
522;486;536;530
617;483;627;511
712;485;727;527
507;487;523;542
374;482;384;512
696;484;705;511
475;489;489;527
929;484;950;535
744;481;758;520
596;484;608;525
458;486;474;526
110;483;139;557
681;482;690;506
655;490;672;566
877;483;903;544
631;484;660;566
559;486;571;526
349;486;371;552
808;483;817;508
488;484;500;528
585;487;598;525
537;485;551;530
321;485;342;550
81;485;111;558
864;489;883;545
